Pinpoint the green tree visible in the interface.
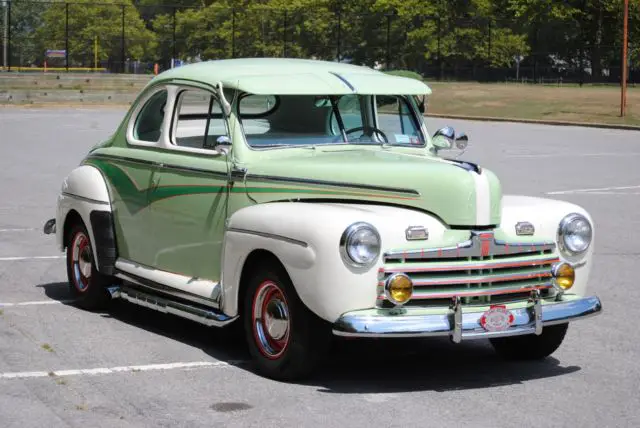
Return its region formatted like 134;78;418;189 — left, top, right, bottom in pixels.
4;0;48;67
36;0;157;70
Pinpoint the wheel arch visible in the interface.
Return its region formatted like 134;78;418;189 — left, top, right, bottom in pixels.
236;249;289;317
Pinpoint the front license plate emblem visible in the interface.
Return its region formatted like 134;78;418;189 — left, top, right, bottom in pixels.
480;305;515;332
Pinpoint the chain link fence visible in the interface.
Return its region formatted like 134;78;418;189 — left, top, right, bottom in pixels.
1;1;638;84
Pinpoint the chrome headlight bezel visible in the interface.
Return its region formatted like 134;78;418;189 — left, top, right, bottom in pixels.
557;213;593;256
339;222;381;268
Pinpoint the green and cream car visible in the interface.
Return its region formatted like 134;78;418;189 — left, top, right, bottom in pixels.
44;58;602;380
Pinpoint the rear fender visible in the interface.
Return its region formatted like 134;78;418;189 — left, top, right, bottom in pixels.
56;165;115;273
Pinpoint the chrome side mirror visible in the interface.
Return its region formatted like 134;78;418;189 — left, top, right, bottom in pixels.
431;126;469;157
213;135;232;154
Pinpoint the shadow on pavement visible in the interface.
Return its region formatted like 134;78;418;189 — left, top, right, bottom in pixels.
309;337;580;393
39;281;580;392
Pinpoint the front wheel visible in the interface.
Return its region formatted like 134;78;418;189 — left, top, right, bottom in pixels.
243;266;331;381
65;222;112;310
490;323;569;360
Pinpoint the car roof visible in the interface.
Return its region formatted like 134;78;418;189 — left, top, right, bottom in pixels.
151;58;432;96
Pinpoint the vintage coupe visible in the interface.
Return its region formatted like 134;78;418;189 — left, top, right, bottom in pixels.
44;58;602;380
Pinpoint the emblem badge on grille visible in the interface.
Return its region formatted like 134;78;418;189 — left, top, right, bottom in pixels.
515;221;535;236
480;305;515;332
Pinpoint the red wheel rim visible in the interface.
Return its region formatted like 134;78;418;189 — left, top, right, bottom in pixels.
70;231;92;292
252;280;290;360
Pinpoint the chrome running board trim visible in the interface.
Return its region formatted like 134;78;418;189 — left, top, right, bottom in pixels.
115;269;222;310
108;285;236;327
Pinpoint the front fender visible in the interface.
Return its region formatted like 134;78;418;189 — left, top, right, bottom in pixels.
221;202;459;321
499;195;594;297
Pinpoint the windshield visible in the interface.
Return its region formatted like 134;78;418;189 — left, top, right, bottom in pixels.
238;94;425;148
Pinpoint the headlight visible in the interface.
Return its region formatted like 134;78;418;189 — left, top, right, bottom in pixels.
558;213;592;255
340;222;381;267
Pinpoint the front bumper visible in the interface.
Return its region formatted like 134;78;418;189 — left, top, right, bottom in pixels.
332;295;602;342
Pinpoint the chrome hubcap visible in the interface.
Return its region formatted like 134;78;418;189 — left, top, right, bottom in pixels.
252;281;290;359
71;232;92;292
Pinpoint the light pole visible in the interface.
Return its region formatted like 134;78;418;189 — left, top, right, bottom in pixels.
621;0;629;117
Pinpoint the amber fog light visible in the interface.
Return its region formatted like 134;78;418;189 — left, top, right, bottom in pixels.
385;273;413;305
552;263;575;290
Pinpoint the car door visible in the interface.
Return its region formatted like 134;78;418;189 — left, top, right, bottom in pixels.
92;86;168;267
148;86;230;283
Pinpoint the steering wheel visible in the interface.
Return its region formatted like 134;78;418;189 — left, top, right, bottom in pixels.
343;126;389;143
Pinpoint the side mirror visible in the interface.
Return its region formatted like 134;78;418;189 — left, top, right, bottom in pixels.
213;135;232;154
432;126;455;150
431;127;469;157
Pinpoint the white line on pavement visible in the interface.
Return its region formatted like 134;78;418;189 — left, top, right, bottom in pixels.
0;361;245;380
547;185;640;195
0;300;67;307
0;228;38;233
0;256;64;261
508;152;640;159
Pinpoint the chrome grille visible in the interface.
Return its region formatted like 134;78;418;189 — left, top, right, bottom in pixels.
379;231;559;307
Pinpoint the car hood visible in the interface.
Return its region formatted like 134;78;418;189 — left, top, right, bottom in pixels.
242;149;501;227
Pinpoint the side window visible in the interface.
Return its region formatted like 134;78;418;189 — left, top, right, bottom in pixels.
330;94;363;134
173;88;228;149
375;95;424;145
238;94;278;137
133;89;168;143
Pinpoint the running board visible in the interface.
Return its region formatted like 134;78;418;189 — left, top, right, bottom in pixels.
107;286;236;328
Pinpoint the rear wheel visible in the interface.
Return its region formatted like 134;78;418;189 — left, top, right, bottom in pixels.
65;222;112;310
490;323;569;360
243;265;331;381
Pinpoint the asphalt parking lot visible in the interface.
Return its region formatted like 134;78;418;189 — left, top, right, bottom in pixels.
1;107;639;428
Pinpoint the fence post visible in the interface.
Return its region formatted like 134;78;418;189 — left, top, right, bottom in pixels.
437;16;442;80
283;9;287;57
487;20;491;64
336;7;341;61
231;7;235;58
172;6;176;66
533;24;538;83
6;0;11;71
386;14;391;69
65;3;69;71
3;0;8;70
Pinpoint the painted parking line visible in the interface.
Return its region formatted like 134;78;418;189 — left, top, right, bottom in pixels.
0;300;68;307
0;228;38;233
0;360;246;380
547;185;640;195
0;256;64;262
508;152;640;159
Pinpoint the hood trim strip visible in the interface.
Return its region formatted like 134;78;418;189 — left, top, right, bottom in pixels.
233;172;420;196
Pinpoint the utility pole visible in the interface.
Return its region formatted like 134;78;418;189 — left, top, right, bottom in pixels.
621;0;629;117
